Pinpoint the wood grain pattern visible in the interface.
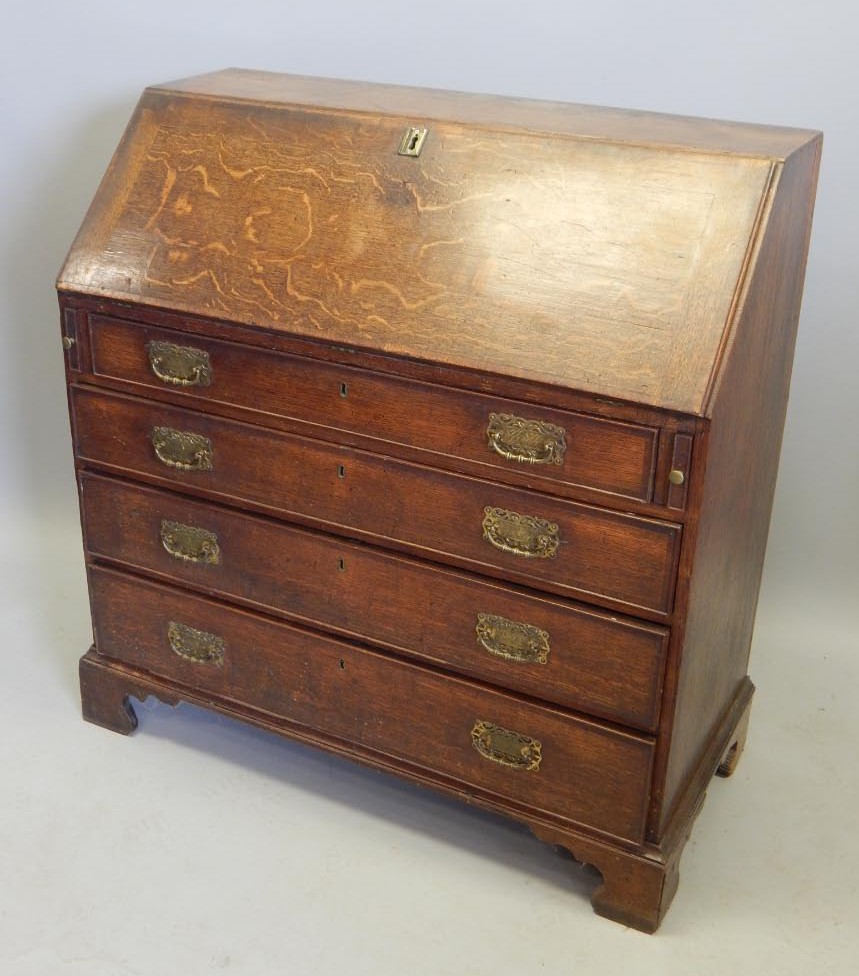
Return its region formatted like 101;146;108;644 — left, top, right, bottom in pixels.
71;386;682;615
80;472;668;730
58;84;775;414
88;313;659;502
89;566;655;844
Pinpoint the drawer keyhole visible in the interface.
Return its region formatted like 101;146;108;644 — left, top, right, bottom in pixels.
339;382;348;398
338;557;346;572
337;463;346;479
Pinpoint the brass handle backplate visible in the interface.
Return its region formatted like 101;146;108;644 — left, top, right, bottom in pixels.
160;520;220;565
167;620;225;666
476;613;550;664
471;720;542;771
152;426;213;471
147;340;212;387
486;412;566;466
482;507;559;559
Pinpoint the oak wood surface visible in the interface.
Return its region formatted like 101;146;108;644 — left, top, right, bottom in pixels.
78;642;743;934
79;643;695;934
655;136;822;828
89;567;655;844
81;472;668;731
58;82;778;415
62;293;703;435
88;313;659;503
71;385;682;616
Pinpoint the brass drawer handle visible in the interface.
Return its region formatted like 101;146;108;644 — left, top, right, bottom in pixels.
147;340;212;387
476;613;550;665
168;620;225;666
152;426;213;471
471;720;542;772
482;507;559;559
160;519;220;565
486;412;566;466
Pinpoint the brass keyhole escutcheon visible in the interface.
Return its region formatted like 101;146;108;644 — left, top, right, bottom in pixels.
398;126;428;157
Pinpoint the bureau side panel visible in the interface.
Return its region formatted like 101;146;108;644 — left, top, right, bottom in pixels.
658;136;822;830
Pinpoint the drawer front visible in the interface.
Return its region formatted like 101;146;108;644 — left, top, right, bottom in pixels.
72;387;681;614
81;474;668;731
89;315;658;502
90;567;655;844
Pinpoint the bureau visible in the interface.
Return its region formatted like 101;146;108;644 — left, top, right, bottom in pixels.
58;69;821;932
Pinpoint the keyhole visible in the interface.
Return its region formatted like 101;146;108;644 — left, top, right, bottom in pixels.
338;557;346;572
338;659;346;670
399;127;428;157
338;464;346;479
339;382;348;398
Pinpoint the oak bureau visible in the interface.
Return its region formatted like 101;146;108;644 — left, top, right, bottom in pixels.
58;69;821;931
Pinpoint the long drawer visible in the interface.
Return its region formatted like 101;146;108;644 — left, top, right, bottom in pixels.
89;567;655;844
88;314;659;503
71;386;681;615
81;473;668;731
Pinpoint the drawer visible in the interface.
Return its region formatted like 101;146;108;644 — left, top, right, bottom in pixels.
89;315;658;502
72;387;682;615
81;473;668;731
89;567;655;844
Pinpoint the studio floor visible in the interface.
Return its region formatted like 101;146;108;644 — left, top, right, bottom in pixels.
2;514;856;975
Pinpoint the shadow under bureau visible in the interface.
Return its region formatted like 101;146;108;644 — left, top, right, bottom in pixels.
57;69;820;932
